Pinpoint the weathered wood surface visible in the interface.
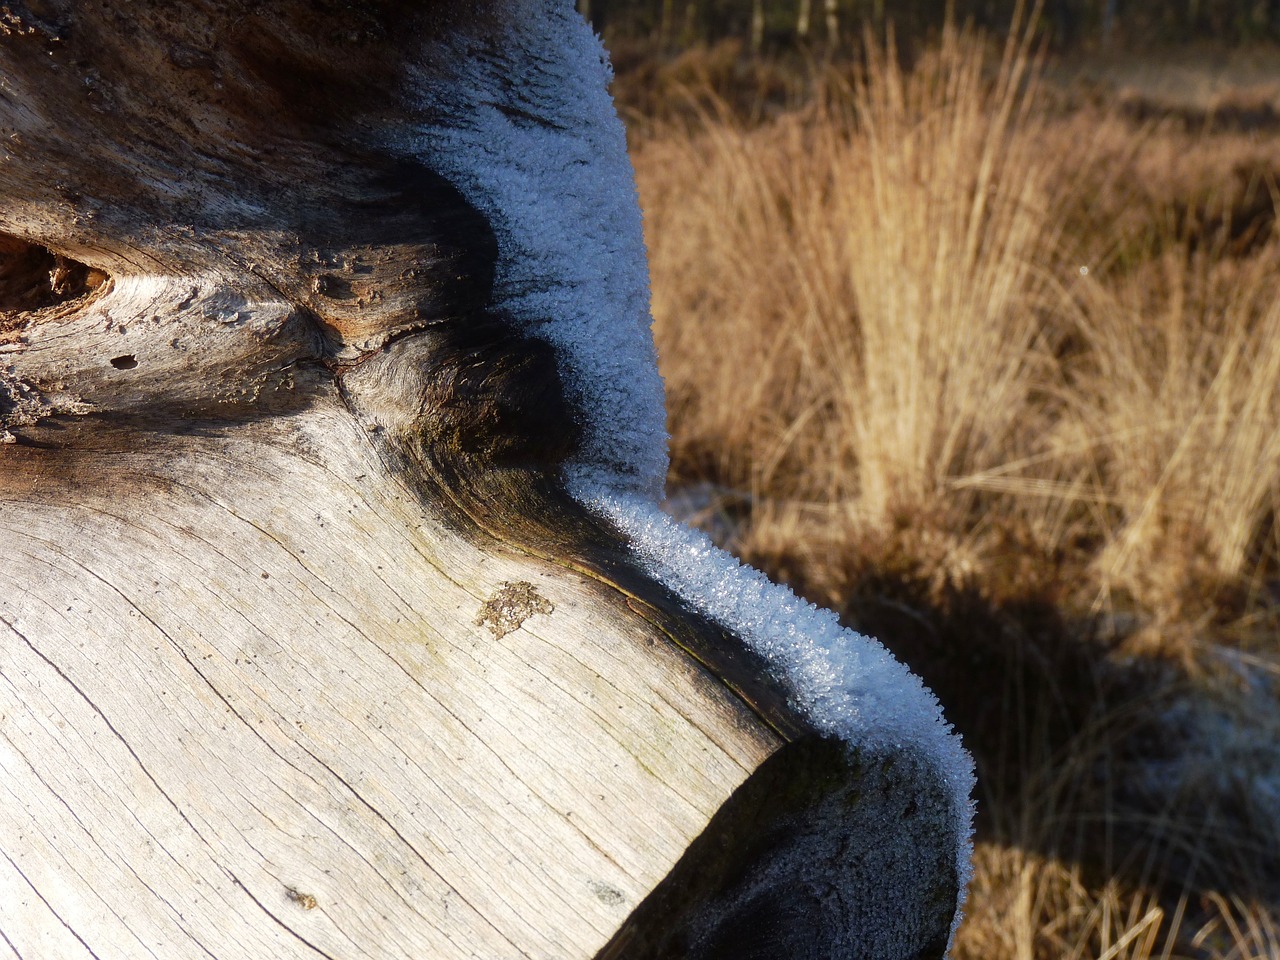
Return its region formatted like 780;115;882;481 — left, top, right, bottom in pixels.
0;1;970;957
1;403;775;957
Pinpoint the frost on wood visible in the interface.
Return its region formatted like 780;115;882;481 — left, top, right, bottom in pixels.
407;0;669;498
591;493;977;948
407;0;975;950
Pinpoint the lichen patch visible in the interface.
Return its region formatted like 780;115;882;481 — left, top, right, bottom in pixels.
285;886;318;910
474;580;553;639
588;879;626;907
0;368;49;431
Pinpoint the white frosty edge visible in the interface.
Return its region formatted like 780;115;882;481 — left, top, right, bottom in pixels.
405;0;668;500
572;480;976;944
405;0;975;948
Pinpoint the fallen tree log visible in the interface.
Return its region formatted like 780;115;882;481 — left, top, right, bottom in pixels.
0;2;973;957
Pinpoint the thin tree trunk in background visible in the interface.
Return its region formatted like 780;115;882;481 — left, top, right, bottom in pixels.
751;0;765;52
825;0;840;44
1102;0;1117;45
1051;0;1076;44
797;0;813;40
1252;0;1272;29
579;0;606;30
661;0;675;45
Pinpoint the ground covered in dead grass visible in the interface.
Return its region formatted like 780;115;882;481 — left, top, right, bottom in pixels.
624;20;1280;960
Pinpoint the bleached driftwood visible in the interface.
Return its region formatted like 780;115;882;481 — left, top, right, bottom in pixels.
0;2;972;958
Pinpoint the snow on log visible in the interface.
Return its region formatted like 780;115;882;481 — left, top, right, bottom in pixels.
0;2;972;958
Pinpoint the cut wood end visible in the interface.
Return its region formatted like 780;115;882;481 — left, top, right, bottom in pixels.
600;737;959;960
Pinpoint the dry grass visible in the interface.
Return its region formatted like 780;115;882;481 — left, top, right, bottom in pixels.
830;18;1058;523
1074;249;1280;619
628;14;1280;959
958;844;1280;960
950;662;1280;959
634;19;1280;631
638;17;1069;525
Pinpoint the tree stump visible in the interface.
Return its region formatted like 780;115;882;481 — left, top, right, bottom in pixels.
0;2;973;957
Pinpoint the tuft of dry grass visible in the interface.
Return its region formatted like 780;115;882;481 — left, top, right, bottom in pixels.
1071;246;1280;620
639;15;1068;528
828;15;1058;523
958;844;1280;960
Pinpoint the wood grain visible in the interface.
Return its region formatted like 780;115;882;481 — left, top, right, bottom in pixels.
0;399;781;958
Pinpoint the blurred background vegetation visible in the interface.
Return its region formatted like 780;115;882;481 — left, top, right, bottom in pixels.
579;0;1280;52
597;1;1280;957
